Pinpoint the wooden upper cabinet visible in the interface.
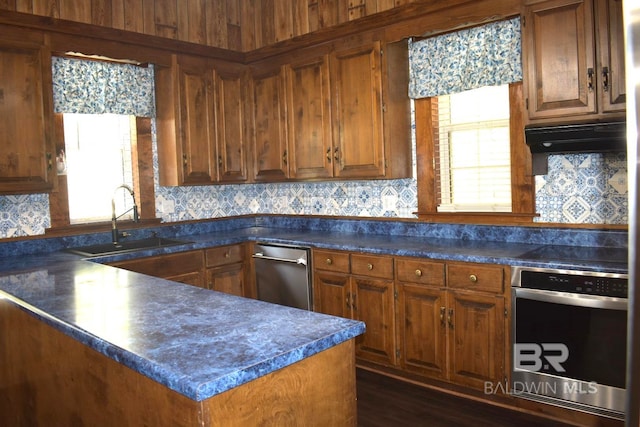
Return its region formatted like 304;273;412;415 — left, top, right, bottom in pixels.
523;0;625;124
178;55;217;185
214;66;249;183
596;0;626;113
330;42;385;178
286;55;333;180
155;54;248;186
249;64;289;181
0;30;55;194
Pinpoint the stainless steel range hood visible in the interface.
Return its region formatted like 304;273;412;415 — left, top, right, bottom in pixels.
525;121;627;174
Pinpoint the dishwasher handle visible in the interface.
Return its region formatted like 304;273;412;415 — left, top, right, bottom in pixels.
252;252;307;266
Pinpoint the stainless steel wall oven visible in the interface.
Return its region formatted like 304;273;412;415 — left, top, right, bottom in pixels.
511;266;628;420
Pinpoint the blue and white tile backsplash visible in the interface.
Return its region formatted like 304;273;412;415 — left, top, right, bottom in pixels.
0;124;628;238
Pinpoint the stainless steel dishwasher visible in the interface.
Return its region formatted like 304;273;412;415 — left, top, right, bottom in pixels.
252;243;312;310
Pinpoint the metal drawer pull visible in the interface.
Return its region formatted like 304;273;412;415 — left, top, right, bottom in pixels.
224;252;230;258
448;308;454;329
440;306;446;327
367;263;374;270
326;258;333;265
469;274;478;283
415;269;422;277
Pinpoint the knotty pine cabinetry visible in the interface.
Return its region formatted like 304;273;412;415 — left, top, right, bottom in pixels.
522;0;625;124
248;63;289;181
313;250;397;366
110;250;206;288
155;54;248;186
250;38;412;182
397;259;507;390
205;244;248;297
314;248;509;392
0;27;56;195
109;244;251;298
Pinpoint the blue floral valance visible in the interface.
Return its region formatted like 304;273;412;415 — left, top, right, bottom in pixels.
408;17;522;99
52;56;155;117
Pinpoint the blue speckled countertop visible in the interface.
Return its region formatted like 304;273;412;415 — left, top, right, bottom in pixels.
0;216;628;402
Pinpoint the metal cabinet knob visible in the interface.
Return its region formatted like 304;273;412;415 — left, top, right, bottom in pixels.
415;269;422;277
326;258;333;265
367;263;373;270
469;274;478;283
224;252;230;258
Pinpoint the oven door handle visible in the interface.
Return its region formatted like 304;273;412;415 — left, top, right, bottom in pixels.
514;288;627;311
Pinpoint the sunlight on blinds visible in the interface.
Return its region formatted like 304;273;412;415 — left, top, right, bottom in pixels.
435;85;511;212
63;114;135;224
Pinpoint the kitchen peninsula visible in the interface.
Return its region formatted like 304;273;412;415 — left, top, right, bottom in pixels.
0;252;365;426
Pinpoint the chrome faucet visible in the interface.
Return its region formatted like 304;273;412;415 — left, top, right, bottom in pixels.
111;184;139;245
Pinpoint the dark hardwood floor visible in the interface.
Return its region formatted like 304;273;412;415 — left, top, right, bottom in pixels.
356;369;572;427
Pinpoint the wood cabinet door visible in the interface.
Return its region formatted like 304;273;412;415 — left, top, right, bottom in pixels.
397;283;447;380
523;0;597;120
177;56;217;185
352;276;397;366
207;263;245;296
286;55;333;179
214;68;248;183
330;42;385;178
0;38;55;194
250;66;289;181
447;291;505;390
313;271;350;318
596;0;626;113
167;271;206;288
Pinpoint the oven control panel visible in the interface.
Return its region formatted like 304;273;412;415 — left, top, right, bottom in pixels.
519;270;628;298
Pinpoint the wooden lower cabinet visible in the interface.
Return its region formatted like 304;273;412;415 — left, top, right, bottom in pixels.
396;283;447;379
313;250;397;366
447;290;506;389
351;276;396;366
109;250;206;288
204;244;247;297
109;244;250;298
206;262;245;296
396;260;508;391
314;250;508;394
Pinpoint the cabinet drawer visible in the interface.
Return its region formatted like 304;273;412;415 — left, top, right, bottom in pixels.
313;250;350;273
351;253;393;279
205;244;244;268
111;250;204;278
447;263;504;294
396;258;445;286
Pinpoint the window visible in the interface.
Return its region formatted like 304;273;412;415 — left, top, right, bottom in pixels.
47;54;156;231
434;85;511;212
414;82;534;223
62;114;136;224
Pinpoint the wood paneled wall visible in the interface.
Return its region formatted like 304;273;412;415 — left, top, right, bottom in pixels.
0;0;424;51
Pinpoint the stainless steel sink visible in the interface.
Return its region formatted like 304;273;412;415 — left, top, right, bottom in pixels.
67;237;192;257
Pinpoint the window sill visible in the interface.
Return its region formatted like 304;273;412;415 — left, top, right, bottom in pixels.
414;212;538;225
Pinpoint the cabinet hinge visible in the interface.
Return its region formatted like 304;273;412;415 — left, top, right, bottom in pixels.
521;15;525;27
394;290;398;299
396;349;400;359
504;376;509;386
